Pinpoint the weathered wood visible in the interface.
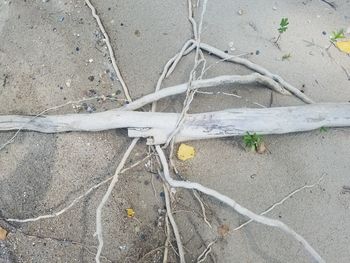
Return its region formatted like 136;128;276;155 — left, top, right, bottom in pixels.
1;104;349;144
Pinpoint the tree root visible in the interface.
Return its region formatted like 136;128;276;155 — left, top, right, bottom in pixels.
155;145;325;263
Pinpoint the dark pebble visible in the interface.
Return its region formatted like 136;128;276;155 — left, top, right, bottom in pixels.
59;86;63;90
116;90;121;95
76;47;80;51
88;76;94;81
159;192;165;198
255;50;260;55
300;90;304;93
224;50;228;53
322;31;326;35
120;23;124;26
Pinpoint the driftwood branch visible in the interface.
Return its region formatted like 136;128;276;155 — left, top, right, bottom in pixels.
122;73;289;111
1;104;349;144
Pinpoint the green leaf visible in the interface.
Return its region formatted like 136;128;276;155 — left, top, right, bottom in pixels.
330;29;345;42
320;126;328;132
278;18;289;33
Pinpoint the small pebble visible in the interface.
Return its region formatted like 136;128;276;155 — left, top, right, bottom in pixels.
88;76;94;81
159;192;165;198
65;79;71;88
58;16;64;22
272;6;277;10
322;31;326;35
88;58;94;63
76;47;80;51
86;105;96;113
224;50;228;53
255;50;260;55
237;9;243;15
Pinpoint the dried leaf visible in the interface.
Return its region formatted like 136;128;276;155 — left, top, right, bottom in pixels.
0;226;8;240
126;208;135;218
217;224;230;237
336;40;350;54
177;143;195;161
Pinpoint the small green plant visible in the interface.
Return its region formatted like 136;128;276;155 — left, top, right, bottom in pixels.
243;132;263;151
319;126;328;132
282;53;292;61
330;29;345;42
278;18;289;33
275;18;289;44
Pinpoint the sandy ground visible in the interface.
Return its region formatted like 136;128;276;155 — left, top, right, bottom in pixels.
0;0;350;262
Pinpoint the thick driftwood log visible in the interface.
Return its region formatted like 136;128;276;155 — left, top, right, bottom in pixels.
0;104;349;144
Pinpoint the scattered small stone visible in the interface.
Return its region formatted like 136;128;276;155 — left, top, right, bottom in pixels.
120;23;124;26
116;90;121;95
59;86;63;90
224;50;228;53
86;89;97;97
237;9;243;15
58;16;64;22
88;76;94;81
119;245;127;251
134;29;140;37
159;192;165;198
53;27;57;32
255;50;260;55
86;105;96;113
88;58;94;63
108;7;111;11
272;6;277;10
322;31;326;35
65;79;71;88
76;47;80;51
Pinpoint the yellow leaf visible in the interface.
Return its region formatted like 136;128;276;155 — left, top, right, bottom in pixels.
126;208;135;218
177;143;195;161
0;226;8;240
336;40;350;54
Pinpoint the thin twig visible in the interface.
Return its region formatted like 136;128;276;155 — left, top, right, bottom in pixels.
5;150;150;223
84;0;132;102
155;145;324;263
233;174;325;232
196;238;217;263
95;138;139;263
163;184;186;263
193;190;212;228
163;207;171;263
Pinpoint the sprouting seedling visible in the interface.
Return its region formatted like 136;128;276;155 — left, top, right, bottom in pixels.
319;126;328;132
278;18;289;33
330;29;345;42
275;18;289;44
282;53;292;61
243;132;263;152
